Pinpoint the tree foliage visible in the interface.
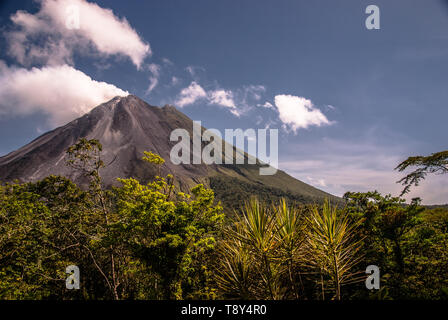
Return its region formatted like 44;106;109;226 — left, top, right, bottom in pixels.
343;191;448;299
395;150;448;196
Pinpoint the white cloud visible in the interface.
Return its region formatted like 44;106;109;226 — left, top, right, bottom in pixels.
274;94;330;133
208;89;238;111
6;0;150;68
257;101;274;109
146;63;160;93
209;90;235;108
174;82;241;116
208;89;240;116
174;81;207;107
0;63;128;126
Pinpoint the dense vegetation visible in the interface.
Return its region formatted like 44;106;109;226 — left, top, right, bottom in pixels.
210;175;314;213
0;139;447;299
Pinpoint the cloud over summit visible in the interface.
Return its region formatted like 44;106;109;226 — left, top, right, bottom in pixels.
0;63;128;126
0;0;147;128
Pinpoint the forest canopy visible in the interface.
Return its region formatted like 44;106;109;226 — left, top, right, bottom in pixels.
0;139;447;300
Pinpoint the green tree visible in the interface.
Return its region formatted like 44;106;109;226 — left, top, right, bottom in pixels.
112;154;224;299
343;191;427;299
395;150;448;196
66;138;122;299
0;176;96;299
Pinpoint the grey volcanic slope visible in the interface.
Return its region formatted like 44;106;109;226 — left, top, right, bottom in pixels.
0;95;339;205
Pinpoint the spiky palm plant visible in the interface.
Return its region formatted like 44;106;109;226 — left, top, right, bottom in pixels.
237;198;281;299
215;198;284;299
214;229;253;299
305;200;364;300
274;199;306;299
215;198;363;300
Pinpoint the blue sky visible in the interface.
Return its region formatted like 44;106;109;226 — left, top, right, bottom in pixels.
1;0;448;203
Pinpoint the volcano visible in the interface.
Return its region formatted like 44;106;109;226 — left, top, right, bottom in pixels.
0;95;339;208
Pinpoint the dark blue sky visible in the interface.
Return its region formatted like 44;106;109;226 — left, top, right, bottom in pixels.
1;0;447;203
